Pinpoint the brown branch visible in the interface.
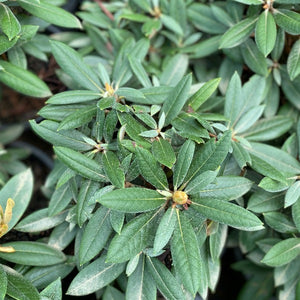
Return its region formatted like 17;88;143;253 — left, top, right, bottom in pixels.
95;0;114;21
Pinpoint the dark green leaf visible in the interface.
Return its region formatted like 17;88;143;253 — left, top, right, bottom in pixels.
0;264;7;300
161;74;192;125
192;198;264;231
54;147;107;182
187;78;221;111
171;211;202;295
197;176;252;200
79;206;112;265
126;255;156;300
0;60;51;97
184;131;231;187
136;147;169;190
219;16;258;49
17;0;82;29
50;40;102;91
153;207;176;253
103;151;125;188
98;188;166;213
152;138;176;169
173;140;195;190
5;266;40;300
106;210;160;263
146;257;185;300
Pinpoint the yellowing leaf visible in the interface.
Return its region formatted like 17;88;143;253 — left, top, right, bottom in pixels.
0;246;15;253
4;198;14;224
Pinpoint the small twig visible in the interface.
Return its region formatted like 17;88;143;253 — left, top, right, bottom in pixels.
95;0;114;21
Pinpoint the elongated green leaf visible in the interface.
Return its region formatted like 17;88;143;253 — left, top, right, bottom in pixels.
255;11;276;57
79;206;112;265
30;120;93;151
273;9;300;35
98;188;166;213
250;155;287;182
261;238;300;267
5;266;40;300
171;211;202;295
106;210;160;263
152;138;176;169
173;140;195;190
103;151;125;188
264;212;297;234
219;16;258;49
153;207;176;253
76;179;98;228
126;255;156;300
0;242;66;266
160;14;183;36
292;199;300;232
241;39;268;76
47;90;101;105
184;130;232;187
118;112;151;148
224;72;242;127
136;147;169;190
0;60;51;97
185;169;219;195
285;181;300;208
0;34;18;55
241;116;293;141
24;261;74;289
232;140;252;169
17;0;81;29
187;78;221;111
67;255;125;296
161;74;192;125
234;105;265;134
48;183;72;216
210;223;228;262
146;257;185;300
40;278;62;300
15;208;67;233
234;74;267;124
160;54;188;86
54;147;107;182
0;264;7;300
0;3;21;40
192;198;264;231
0;169;33;233
287;39;300;80
50;40;102;91
197;176;252;200
244;142;300;175
247;190;284;213
128;55;152;88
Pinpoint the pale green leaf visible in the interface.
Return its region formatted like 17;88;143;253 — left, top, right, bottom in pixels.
261;238;300;267
255;10;277;57
67;255;125;296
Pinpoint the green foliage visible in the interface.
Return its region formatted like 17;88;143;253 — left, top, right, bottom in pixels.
1;0;300;298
